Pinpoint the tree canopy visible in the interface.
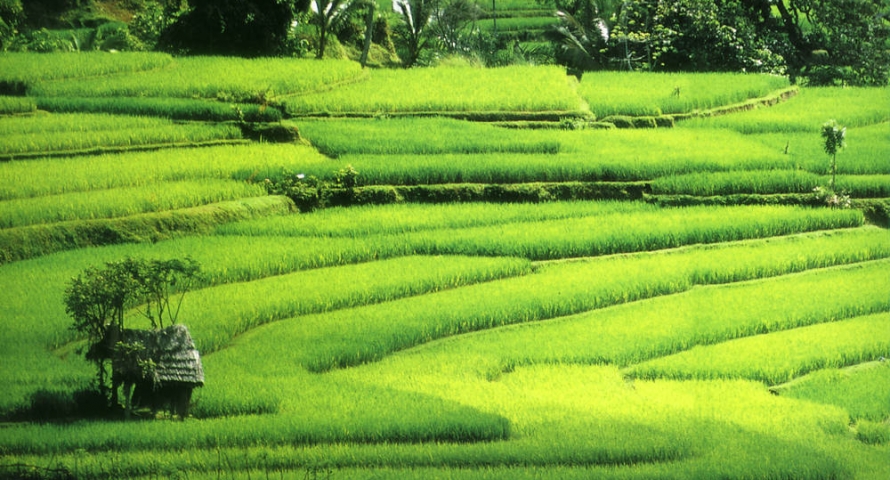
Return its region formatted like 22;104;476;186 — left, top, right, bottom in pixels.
551;0;889;85
158;0;301;56
65;257;201;401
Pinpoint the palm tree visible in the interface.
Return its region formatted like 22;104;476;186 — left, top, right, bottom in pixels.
546;0;615;75
394;0;433;67
313;0;364;59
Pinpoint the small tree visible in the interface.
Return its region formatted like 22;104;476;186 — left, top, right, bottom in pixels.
65;258;142;400
821;119;845;191
65;257;201;404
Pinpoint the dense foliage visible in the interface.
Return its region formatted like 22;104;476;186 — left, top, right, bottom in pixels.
4;1;887;85
552;0;889;85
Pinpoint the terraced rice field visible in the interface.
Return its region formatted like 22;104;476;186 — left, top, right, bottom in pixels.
0;53;888;479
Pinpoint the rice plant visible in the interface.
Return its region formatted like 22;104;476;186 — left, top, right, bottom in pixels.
0;180;268;228
221;203;864;260
627;313;890;385
0;96;36;115
476;17;557;32
0;144;332;201
176;255;532;353
298;118;561;157
237;255;888;373
284;66;582;115
36;96;282;122
403;260;890;372
778;362;890;422
578;71;790;117
750;122;890;176
0;113;242;157
0;112;175;135
391;205;863;260
651;170;821;195
216;200;648;238
28;57;366;102
297;120;786;179
0;52;173;84
682;87;890;133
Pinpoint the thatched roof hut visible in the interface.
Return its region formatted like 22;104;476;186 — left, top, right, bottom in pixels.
113;325;204;387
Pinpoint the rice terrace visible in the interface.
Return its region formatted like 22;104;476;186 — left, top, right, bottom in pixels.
1;16;890;480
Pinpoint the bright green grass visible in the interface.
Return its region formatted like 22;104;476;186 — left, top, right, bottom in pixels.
578;71;790;117
172;255;533;353
186;228;889;356
284;65;581;115
778;362;890;422
298;121;788;180
0;51;173;83
0;180;268;228
651;170;890;196
0;143;331;200
749;122;890;175
220;204;864;260
392;260;890;376
9;364;860;478
682;87;890;132
0;113;242;156
389;205;863;260
216;201;647;237
0;112;180;135
2;238;888;477
35;96;282;122
2;221;883;413
27;57;366;103
295;260;890;373
0;96;36;114
627;312;890;385
298;118;561;156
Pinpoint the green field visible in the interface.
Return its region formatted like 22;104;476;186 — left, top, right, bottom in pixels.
1;54;889;479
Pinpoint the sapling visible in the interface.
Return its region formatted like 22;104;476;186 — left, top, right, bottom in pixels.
821;119;846;191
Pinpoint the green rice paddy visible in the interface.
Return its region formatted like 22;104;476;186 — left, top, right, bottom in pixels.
1;54;889;479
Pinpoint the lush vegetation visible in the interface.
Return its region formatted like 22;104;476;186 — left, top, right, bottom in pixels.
0;53;889;479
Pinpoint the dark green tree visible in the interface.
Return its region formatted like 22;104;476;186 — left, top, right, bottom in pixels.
0;0;24;50
65;258;142;400
159;0;301;56
773;0;890;85
607;0;785;73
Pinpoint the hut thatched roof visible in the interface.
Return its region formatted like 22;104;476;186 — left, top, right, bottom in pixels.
153;324;204;385
114;325;204;387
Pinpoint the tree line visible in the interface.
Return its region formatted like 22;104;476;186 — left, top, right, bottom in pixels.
1;0;888;84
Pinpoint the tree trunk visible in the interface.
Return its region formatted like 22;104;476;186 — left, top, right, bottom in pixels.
317;21;328;59
360;4;375;67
